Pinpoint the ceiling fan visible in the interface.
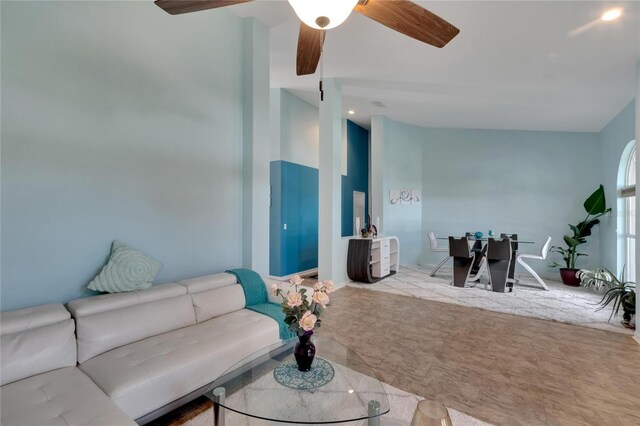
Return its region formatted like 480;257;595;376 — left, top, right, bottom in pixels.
154;0;460;76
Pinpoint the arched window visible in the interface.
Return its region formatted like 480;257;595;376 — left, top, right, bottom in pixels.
621;145;636;281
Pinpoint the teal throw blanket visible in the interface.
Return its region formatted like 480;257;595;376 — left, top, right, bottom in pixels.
226;268;268;306
226;268;295;340
246;303;296;340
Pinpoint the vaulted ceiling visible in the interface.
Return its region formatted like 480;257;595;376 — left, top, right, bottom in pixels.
231;1;639;132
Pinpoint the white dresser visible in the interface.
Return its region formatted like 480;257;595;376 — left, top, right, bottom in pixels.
347;236;400;283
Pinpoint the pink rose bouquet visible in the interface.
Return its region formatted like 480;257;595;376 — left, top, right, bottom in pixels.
271;275;335;337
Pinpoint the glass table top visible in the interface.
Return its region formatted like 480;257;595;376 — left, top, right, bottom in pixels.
204;336;390;424
437;236;535;244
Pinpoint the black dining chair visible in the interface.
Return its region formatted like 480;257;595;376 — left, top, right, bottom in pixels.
500;233;518;283
487;237;513;292
449;237;475;288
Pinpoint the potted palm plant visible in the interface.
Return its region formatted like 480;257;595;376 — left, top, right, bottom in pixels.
577;267;636;329
550;185;611;286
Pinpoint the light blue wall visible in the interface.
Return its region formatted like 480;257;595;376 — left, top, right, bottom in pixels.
598;101;636;274
277;90;320;168
1;2;245;310
378;118;604;277
416;126;602;278
241;18;270;275
382;119;424;265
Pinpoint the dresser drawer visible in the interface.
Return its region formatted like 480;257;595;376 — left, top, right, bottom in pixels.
371;245;390;262
372;259;391;278
372;239;390;249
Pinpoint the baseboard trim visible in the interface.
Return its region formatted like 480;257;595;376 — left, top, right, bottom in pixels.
268;268;318;281
634;334;640;345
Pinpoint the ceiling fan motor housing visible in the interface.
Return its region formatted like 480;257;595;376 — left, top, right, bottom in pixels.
315;16;330;28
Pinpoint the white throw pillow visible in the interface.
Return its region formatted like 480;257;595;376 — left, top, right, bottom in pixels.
88;240;162;293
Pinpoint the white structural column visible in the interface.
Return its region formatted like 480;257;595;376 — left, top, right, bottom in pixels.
318;79;343;281
635;60;639;344
370;115;385;234
242;18;270;275
270;88;282;163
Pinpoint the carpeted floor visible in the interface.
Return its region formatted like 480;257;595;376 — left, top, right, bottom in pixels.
348;265;634;335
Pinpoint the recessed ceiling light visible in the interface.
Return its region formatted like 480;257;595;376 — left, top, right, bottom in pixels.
601;8;623;21
348;110;355;115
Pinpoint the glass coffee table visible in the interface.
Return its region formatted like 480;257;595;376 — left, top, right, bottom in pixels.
205;336;390;425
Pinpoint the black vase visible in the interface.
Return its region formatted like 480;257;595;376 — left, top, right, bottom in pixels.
294;331;316;372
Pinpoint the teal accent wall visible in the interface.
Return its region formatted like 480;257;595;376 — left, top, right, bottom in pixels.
1;2;245;310
598;101;636;274
269;162;283;276
341;121;369;237
269;89;371;276
269;161;319;276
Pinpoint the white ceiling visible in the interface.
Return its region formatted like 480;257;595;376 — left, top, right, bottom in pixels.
231;1;639;132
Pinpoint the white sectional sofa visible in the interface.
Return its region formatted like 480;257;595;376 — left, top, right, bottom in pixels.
0;303;135;426
0;273;282;425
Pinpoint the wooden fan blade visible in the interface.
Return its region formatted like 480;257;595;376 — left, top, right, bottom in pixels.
296;23;325;76
355;0;459;48
155;0;253;15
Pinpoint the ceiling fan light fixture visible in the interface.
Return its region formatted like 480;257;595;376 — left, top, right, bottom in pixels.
288;0;359;30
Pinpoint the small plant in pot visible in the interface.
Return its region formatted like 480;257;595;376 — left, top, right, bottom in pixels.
550;185;611;286
577;267;636;329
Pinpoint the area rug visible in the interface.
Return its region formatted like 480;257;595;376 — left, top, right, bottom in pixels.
180;382;490;426
348;265;634;335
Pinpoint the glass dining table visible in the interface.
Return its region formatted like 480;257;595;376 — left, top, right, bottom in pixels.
436;236;535;244
438;235;535;277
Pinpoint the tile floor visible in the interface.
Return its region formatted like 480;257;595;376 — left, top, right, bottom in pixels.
347;265;634;335
320;286;640;426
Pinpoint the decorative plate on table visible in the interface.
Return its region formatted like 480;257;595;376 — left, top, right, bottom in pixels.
273;358;335;390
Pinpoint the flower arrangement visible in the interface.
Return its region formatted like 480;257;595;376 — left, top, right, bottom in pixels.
271;275;335;337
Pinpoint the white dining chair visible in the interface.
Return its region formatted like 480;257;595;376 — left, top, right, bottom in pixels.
467;255;488;288
428;232;450;277
516;236;552;291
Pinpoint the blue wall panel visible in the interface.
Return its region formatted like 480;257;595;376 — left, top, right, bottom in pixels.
269;162;282;276
342;121;370;237
269;121;369;276
282;161;319;275
269;161;319;276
